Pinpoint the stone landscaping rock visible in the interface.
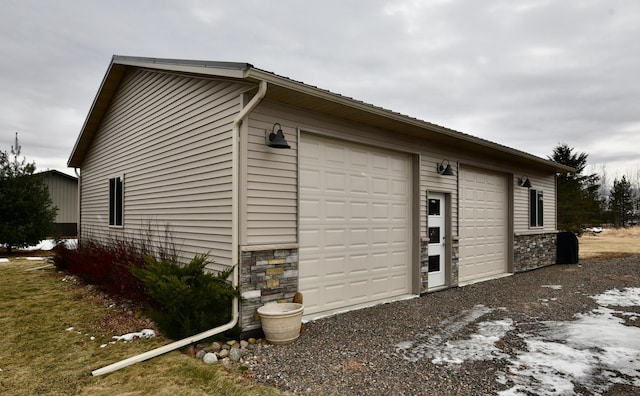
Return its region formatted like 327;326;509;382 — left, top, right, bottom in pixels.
195;349;207;359
217;348;229;359
240;340;249;349
210;341;221;352
229;347;243;362
203;352;218;365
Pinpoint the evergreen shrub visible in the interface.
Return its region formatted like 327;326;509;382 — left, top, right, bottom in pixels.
132;254;241;340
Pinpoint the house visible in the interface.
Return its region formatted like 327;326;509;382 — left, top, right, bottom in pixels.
39;169;78;237
68;56;574;331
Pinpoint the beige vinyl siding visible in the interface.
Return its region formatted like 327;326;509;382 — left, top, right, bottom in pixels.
42;173;78;223
513;173;557;233
80;69;248;267
243;100;424;246
241;99;559;250
420;152;459;238
242;103;299;245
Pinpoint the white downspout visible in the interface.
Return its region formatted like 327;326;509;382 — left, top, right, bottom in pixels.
74;168;81;240
92;80;268;376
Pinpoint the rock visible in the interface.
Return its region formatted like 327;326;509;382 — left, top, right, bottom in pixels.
248;337;256;344
221;357;231;366
229;347;244;362
184;345;196;357
226;340;236;346
221;344;231;350
210;341;221;352
196;349;207;360
203;352;218;365
218;348;229;359
240;340;249;349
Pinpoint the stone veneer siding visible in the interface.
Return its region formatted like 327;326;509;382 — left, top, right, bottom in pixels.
513;232;557;272
239;246;299;331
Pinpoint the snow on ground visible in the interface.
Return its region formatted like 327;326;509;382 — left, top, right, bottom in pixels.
67;326;155;348
112;329;156;342
394;287;640;395
23;239;77;251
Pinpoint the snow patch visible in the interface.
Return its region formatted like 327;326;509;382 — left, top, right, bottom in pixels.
394;305;513;364
393;288;640;395
0;258;9;263
541;284;562;290
112;329;156;342
23;239;77;251
592;287;640;307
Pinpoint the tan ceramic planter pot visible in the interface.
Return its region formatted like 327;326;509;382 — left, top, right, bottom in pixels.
257;303;304;345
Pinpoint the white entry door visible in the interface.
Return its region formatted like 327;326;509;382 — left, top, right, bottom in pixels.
428;192;446;289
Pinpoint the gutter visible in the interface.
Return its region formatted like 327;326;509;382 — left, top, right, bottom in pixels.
91;80;268;376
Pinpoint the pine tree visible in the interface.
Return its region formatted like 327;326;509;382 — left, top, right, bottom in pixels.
609;176;633;227
0;134;57;253
550;144;601;233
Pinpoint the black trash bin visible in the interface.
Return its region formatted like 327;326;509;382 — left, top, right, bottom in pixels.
557;231;579;264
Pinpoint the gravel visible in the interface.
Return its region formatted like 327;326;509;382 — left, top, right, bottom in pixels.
246;256;640;395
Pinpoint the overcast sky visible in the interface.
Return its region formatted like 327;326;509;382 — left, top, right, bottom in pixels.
2;0;639;185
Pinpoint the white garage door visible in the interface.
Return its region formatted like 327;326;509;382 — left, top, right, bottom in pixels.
299;133;412;318
459;166;508;284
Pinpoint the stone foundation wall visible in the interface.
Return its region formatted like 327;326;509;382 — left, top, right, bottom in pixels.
239;246;299;331
514;233;557;272
451;237;460;286
419;239;429;292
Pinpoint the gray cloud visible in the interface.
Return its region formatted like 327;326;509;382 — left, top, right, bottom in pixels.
1;0;638;183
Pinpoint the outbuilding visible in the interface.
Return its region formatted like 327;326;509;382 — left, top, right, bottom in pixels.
68;56;573;331
39;169;78;237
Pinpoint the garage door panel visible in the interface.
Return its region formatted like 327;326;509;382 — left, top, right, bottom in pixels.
459;166;508;284
300;134;412;317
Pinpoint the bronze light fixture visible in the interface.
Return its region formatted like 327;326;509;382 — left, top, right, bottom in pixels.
266;123;291;149
437;159;455;176
518;176;532;188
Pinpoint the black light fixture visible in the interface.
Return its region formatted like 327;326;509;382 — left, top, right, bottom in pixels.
266;123;291;149
437;159;455;176
518;176;532;188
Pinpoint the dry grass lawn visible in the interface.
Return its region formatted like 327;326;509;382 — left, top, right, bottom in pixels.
579;226;640;259
0;258;281;396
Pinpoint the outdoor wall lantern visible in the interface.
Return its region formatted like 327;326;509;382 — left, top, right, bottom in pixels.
518;176;532;188
266;123;291;149
437;159;455;176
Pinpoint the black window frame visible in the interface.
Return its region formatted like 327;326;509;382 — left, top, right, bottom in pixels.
109;176;123;227
529;189;543;228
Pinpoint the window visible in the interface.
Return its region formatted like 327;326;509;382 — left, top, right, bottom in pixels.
529;189;543;227
109;176;123;226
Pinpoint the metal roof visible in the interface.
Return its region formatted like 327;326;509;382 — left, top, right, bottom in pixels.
68;55;575;173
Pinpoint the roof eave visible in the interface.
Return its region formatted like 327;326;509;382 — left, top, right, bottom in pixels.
67;56;254;168
246;69;575;174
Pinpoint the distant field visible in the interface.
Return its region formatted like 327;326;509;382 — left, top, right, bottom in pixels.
579;226;640;259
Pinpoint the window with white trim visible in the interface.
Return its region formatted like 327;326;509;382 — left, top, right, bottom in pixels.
109;176;123;226
529;189;543;227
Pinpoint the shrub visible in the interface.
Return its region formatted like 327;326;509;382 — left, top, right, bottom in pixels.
52;236;151;303
132;254;241;340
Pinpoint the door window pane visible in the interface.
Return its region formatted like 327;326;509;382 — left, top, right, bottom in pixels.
428;198;440;216
428;255;440;272
428;227;440;243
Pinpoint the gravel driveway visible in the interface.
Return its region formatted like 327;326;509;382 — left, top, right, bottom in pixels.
248;256;640;395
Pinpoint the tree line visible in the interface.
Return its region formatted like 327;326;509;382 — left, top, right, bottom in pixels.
551;143;638;233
